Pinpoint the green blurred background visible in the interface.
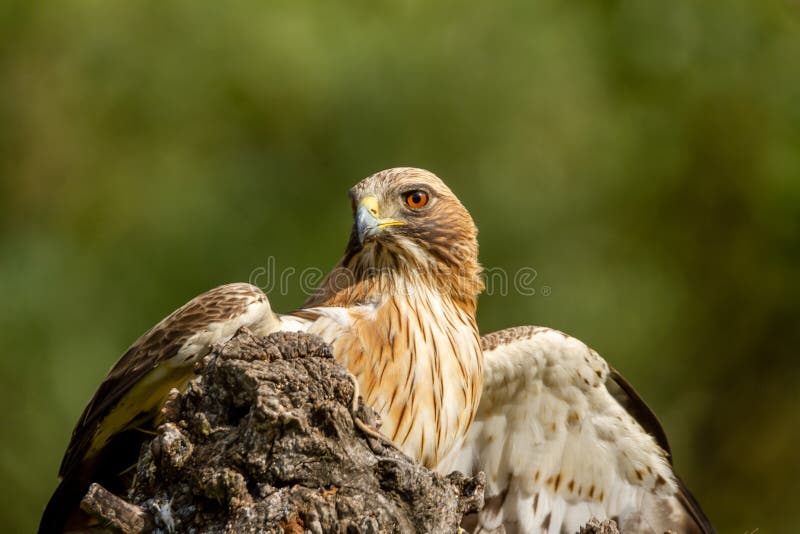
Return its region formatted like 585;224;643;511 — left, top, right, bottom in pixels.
1;1;798;531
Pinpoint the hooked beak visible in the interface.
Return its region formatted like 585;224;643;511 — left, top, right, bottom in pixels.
356;195;405;244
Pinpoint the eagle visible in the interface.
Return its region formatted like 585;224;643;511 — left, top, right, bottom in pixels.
40;168;714;533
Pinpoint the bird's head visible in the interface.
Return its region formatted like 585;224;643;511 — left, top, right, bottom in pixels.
309;168;484;306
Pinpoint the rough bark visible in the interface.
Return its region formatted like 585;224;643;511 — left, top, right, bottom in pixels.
82;329;484;533
80;484;155;533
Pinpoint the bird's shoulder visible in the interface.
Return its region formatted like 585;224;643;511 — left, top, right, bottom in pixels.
59;282;276;478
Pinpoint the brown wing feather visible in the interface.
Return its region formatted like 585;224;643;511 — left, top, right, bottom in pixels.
606;367;673;459
606;367;715;534
58;283;268;478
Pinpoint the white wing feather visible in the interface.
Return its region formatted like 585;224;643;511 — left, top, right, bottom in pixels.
449;326;708;534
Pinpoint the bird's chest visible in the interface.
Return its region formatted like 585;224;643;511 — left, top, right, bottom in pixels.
331;294;482;470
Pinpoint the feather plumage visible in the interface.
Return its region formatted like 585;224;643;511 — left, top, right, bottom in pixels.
40;283;292;532
450;326;714;534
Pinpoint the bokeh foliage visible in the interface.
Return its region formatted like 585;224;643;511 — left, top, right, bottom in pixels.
1;1;798;531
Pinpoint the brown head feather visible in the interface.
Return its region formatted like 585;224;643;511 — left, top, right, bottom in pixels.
305;167;483;311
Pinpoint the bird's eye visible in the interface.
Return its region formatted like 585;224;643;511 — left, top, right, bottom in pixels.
404;190;429;209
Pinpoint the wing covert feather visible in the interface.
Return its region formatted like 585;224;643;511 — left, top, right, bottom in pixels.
58;283;282;479
450;326;713;533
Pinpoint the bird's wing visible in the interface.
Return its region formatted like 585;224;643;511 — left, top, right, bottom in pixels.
58;282;294;479
448;326;713;534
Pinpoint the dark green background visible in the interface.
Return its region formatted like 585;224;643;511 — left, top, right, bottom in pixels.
1;1;798;531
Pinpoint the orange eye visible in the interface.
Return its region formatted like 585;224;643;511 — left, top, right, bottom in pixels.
405;190;429;209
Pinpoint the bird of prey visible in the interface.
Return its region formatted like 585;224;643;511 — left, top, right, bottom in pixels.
40;167;713;533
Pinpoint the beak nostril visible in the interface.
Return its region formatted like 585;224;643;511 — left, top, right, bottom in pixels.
360;195;381;219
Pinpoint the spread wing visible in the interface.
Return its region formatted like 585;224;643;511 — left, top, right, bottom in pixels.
42;283;312;533
58;282;294;479
449;326;714;534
